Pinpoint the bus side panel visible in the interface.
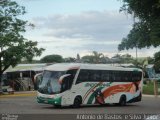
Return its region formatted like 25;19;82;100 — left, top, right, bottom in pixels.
61;80;143;106
81;82;142;105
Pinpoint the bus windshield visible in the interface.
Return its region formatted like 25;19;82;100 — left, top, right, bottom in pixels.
38;70;66;94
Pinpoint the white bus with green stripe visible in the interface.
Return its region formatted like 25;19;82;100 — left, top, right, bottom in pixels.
36;63;143;107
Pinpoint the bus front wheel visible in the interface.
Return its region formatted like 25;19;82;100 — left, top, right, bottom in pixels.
73;96;82;108
54;105;61;108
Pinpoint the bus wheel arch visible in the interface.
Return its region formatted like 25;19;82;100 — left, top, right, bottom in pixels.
119;94;126;106
73;95;82;108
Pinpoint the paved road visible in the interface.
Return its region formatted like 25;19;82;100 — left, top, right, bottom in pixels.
0;95;160;114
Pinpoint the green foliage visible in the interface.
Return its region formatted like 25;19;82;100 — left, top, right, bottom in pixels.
64;57;76;63
154;51;160;72
120;0;160;20
76;54;80;60
81;52;135;64
143;82;155;95
148;57;154;64
111;53;133;63
81;51;107;63
40;54;64;63
118;0;160;51
81;55;95;63
92;51;104;63
20;59;40;64
0;0;44;76
143;81;160;95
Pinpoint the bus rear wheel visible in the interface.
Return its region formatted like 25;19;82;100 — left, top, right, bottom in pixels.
119;95;126;106
73;96;82;108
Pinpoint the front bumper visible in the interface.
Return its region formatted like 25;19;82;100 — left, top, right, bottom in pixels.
37;96;62;105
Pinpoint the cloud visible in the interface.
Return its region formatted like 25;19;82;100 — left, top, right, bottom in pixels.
21;0;43;2
72;42;119;52
29;10;139;58
32;10;133;42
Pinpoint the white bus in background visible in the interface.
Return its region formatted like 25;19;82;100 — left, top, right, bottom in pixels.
35;63;143;108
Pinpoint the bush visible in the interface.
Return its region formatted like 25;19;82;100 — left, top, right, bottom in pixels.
143;81;160;95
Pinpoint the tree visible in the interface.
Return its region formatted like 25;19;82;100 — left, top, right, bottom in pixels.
92;51;104;63
111;54;122;63
147;57;154;64
40;54;64;63
20;59;40;64
0;0;44;90
111;54;134;64
154;51;160;72
118;0;160;51
64;57;76;63
81;51;107;63
81;55;94;63
76;53;81;62
121;54;134;63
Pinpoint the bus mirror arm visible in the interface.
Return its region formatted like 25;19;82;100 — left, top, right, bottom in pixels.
58;74;71;84
34;73;43;83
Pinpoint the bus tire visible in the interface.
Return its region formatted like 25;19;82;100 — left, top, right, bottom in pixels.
119;95;126;106
73;96;82;108
54;105;61;108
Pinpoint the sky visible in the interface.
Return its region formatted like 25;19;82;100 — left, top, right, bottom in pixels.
16;0;159;59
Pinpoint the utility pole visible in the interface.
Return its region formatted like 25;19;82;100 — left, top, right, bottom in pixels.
133;13;138;66
136;46;138;66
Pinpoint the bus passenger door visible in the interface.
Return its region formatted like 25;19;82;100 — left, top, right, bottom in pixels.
61;74;76;105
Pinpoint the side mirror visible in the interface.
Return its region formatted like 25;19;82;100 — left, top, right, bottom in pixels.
34;73;43;88
58;74;71;84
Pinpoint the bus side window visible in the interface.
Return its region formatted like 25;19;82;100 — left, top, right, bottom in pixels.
114;71;121;82
109;71;114;82
127;72;132;82
101;70;109;82
111;71;120;82
138;72;142;81
89;70;101;82
76;70;89;84
123;71;127;82
121;71;127;82
138;72;142;80
132;71;142;82
111;71;115;81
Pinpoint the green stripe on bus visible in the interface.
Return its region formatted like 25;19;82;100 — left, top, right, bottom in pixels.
82;82;100;103
87;87;104;104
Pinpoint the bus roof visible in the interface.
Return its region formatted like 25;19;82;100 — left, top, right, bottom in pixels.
45;63;142;72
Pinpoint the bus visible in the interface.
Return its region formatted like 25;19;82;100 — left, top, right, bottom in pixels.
36;63;143;107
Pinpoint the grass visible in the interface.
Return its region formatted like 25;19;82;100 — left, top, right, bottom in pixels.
143;81;160;95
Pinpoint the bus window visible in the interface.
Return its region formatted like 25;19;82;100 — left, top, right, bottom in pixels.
101;70;110;82
132;71;142;82
108;71;114;82
76;70;89;84
125;71;129;82
89;70;101;82
114;71;121;82
127;71;132;82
